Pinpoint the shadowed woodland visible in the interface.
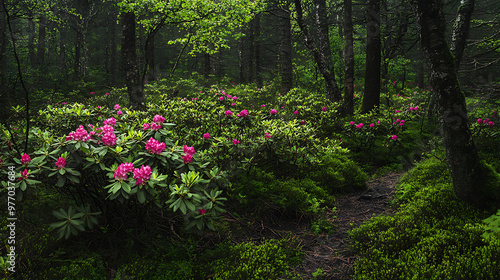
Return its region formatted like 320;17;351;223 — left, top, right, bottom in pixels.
0;0;500;279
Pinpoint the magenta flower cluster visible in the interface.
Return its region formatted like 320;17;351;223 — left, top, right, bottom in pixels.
102;132;117;146
19;169;29;181
183;145;195;164
103;117;117;126
477;118;495;126
114;162;135;181
237;109;249;117
21;153;31;165
66;125;91;142
146;138;166;154
55;157;66;169
143;114;166;131
133;165;152;186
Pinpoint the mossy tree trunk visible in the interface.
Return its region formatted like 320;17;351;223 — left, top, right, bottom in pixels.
362;0;381;113
121;11;145;110
280;0;293;95
343;0;354;115
450;0;475;71
411;0;494;208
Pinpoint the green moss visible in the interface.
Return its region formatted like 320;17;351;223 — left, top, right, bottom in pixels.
349;158;499;280
305;151;368;193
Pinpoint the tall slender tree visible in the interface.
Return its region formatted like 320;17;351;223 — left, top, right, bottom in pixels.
411;0;498;209
362;0;381;113
280;1;293;94
450;0;475;71
343;0;354;115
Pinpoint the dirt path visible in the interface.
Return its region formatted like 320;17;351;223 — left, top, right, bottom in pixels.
291;172;401;279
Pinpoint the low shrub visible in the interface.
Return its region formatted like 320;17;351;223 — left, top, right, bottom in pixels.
349;158;500;280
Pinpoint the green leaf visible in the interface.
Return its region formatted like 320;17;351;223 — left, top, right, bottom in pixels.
137;190;146;203
50;221;68;229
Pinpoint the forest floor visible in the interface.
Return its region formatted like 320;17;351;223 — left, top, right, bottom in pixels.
223;172;401;280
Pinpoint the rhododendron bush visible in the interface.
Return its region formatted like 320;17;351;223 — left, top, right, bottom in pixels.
0;112;228;236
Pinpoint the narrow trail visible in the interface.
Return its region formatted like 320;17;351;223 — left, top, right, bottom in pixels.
291;172;401;279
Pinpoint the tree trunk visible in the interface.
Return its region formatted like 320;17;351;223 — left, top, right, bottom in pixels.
59;27;67;76
238;34;245;83
450;0;475;71
411;0;496;208
37;15;46;65
146;33;156;82
294;0;340;102
343;0;354;115
74;30;81;80
110;10;118;85
314;0;341;102
121;11;144;110
280;2;293;94
254;14;263;88
28;11;36;67
248;18;254;83
362;0;381;113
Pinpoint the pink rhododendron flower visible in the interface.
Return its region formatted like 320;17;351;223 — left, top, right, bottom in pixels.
395;110;401;113
409;107;414;111
21;153;31;165
198;209;206;215
192;97;198;101
19;169;29;181
203;133;210;139
232;139;240;145
483;119;489;124
151;123;161;130
67;125;90;142
105;92;109;95
300;120;305;125
414;106;419;111
145;138;165;154
489;121;495;126
233;96;237;100
153;115;165;124
322;107;327;112
117;110;123;115
270;109;277;114
294;110;299;114
133;165;152;186
97;106;102;109
220;96;224;101
265;132;272;139
370;123;375;127
114;162;134;181
90;92;94;95
100;125;114;135
237;109;249;117
183;154;193;164
350;121;355;125
391;135;398;140
261;104;266;107
231;103;236;106
377;120;381;124
114;104;120;110
143;123;150;130
227;95;232;99
184;145;195;155
102;132;117;146
225;110;233;116
55;157;66;169
356;123;364;128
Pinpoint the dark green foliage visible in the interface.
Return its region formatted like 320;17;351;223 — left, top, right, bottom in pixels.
232;168;333;214
349;158;500;280
207;238;303;280
304;151;368;193
113;237;302;280
34;254;106;280
394;157;451;203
